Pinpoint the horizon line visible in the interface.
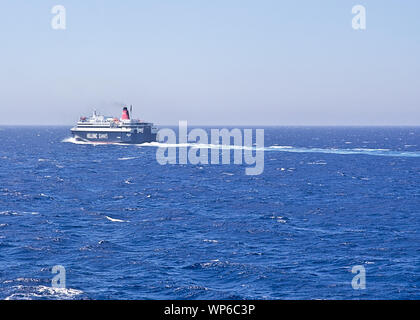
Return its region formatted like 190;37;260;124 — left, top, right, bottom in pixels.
1;124;420;128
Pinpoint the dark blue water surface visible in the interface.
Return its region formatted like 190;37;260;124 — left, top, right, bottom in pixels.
0;126;419;299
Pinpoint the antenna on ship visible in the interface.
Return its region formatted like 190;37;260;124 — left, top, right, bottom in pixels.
130;105;133;118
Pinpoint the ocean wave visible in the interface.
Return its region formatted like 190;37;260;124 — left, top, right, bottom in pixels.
0;211;19;216
4;285;84;300
118;157;138;161
105;216;126;223
203;239;219;243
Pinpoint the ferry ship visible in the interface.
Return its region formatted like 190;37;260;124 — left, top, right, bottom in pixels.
71;106;158;143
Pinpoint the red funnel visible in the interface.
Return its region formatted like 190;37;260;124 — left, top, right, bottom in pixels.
122;107;130;120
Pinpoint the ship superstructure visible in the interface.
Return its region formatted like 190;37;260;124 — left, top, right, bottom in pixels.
71;106;157;143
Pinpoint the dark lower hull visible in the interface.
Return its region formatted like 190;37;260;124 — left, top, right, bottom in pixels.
71;130;157;144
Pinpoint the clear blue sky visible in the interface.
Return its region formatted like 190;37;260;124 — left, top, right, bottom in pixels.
0;0;419;125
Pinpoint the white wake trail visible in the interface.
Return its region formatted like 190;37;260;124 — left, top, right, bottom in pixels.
63;137;420;158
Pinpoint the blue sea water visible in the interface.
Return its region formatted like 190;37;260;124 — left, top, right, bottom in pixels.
0;126;419;300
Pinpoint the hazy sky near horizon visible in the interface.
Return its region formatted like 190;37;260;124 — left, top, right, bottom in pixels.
0;0;419;125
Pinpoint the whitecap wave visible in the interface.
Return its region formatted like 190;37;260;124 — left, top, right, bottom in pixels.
105;216;126;223
203;239;219;243
4;285;84;300
118;157;138;161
